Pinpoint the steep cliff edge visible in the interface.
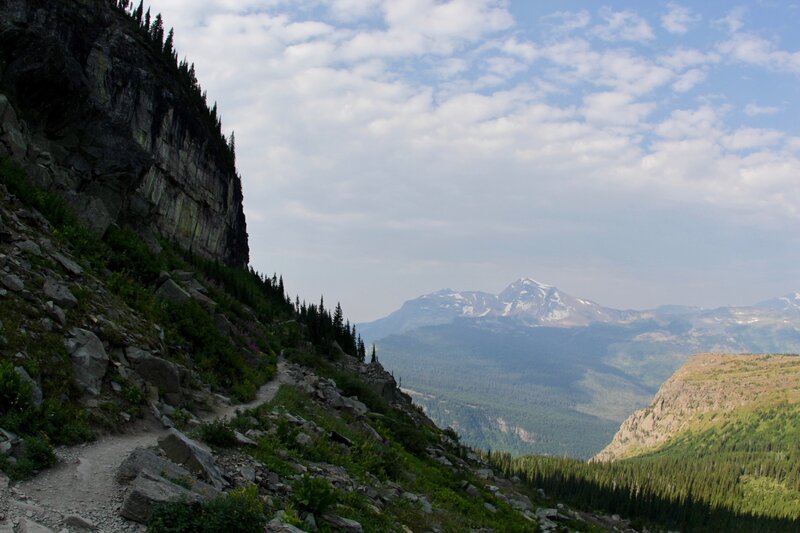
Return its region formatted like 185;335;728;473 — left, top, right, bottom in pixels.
594;352;800;462
0;0;248;266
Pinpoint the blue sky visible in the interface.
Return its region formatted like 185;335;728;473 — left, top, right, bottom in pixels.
148;0;800;321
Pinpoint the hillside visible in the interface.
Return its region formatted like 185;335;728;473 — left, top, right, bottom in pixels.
488;353;800;532
595;352;800;461
0;2;631;532
363;281;800;457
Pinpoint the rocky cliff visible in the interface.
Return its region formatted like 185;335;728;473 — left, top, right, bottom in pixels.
594;352;800;462
0;0;248;266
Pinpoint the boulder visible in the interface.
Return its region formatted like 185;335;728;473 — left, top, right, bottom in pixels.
14;366;42;405
117;447;219;498
341;396;368;417
155;279;191;305
2;274;23;292
158;428;228;490
16;240;42;256
43;278;78;309
119;471;207;523
125;347;183;403
65;328;109;395
44;301;66;326
17;519;55;533
322;514;363;533
62;514;97;531
51;252;84;276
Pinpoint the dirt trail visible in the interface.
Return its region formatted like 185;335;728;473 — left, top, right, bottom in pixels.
2;359;290;532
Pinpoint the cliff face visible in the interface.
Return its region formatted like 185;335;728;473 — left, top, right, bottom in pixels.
594;352;800;462
0;0;248;266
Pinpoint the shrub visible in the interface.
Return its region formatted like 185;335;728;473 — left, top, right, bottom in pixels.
198;420;237;448
148;487;266;533
292;475;335;515
0;361;33;414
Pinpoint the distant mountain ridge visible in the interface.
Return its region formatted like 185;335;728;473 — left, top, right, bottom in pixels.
359;278;800;458
360;277;800;342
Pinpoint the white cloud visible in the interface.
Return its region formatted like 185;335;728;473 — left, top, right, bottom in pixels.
744;103;781;116
541;10;591;34
661;3;700;35
144;0;800;319
593;8;655;42
722;128;784;151
717;7;746;33
718;33;800;73
671;68;706;92
582;91;655;127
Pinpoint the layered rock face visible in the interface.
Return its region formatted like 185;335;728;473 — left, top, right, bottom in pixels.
0;0;248;266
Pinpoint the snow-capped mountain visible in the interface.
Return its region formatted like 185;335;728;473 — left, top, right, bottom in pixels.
756;293;800;314
359;278;800;343
359;277;636;340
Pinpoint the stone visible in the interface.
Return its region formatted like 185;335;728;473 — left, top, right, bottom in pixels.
62;514;97;531
239;465;256;482
303;513;318;531
328;430;353;447
125;347;183;400
65;328;109;395
484;502;497;513
14;366;42;406
43;279;77;309
158;428;228;490
322;515;363;533
1;274;23;292
295;432;313;446
475;468;494;479
15;240;42;256
17;519;54;533
44;301;66;326
116;447;222;500
264;518;307;533
119;471;207;523
155;279;191;305
234;430;257;446
465;484;481;498
341;396;368;417
51;252;83;276
508;494;533;511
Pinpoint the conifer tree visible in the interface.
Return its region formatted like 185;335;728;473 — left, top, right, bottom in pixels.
370;344;377;364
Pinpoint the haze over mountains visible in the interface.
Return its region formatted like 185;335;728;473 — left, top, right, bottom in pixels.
360;278;800;458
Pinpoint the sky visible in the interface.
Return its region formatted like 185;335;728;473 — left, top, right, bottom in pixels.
146;0;800;322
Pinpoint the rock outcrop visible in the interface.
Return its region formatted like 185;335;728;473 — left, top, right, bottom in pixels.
0;0;248;266
594;352;800;462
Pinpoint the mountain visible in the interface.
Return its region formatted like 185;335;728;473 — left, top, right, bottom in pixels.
362;279;800;458
0;2;610;531
359;277;634;340
594;352;800;461
0;0;248;265
496;353;800;530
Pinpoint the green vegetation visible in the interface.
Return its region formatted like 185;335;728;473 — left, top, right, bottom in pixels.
148;486;267;533
197;420;238;448
489;403;800;531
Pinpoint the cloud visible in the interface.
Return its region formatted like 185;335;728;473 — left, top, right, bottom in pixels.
593;8;655;42
718;33;800;73
540;10;591;34
661;3;700;35
722;128;784;151
716;7;746;33
744;103;781;116
671;68;706;92
144;0;800;319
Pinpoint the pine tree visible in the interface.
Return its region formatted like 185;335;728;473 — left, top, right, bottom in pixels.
133;0;143;24
163;28;174;57
370;344;377;364
144;7;151;32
